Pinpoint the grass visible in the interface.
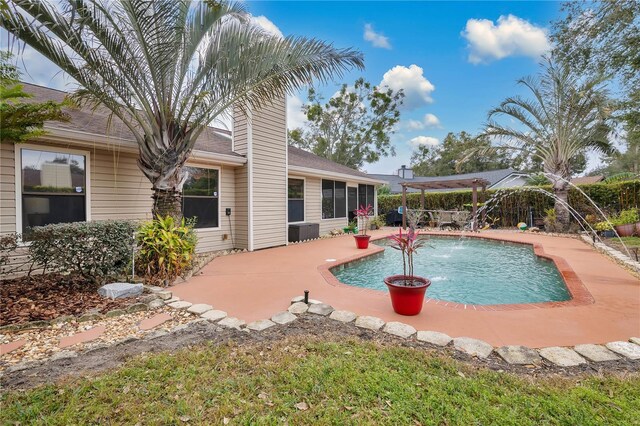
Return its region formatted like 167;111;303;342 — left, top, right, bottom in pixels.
2;338;639;425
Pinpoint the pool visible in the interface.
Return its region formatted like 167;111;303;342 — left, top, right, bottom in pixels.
331;236;571;305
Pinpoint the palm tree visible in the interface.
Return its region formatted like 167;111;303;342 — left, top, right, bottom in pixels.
1;0;364;219
471;58;613;229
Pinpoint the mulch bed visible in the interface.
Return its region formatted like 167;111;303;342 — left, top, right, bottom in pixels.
0;273;142;326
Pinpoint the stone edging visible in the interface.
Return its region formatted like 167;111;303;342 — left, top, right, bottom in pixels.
4;294;639;375
318;232;595;311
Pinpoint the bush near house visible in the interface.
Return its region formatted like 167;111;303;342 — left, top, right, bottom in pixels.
25;220;137;282
378;180;640;227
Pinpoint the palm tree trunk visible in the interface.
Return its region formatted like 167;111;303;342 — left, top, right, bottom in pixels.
152;188;183;221
548;167;571;231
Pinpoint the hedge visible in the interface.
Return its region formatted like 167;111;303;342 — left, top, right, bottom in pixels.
377;180;640;227
27;220;137;282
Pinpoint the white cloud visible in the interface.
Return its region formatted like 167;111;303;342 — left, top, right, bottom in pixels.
287;94;307;130
363;23;391;49
251;15;284;38
462;15;551;64
405;113;441;130
408;136;439;147
380;64;435;110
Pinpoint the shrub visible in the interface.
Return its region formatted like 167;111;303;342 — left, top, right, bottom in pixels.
27;220;137;282
135;216;197;286
0;233;19;273
610;209;640;226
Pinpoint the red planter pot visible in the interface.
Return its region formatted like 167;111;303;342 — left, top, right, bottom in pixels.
614;223;636;237
636;222;640;236
354;235;371;249
384;275;431;316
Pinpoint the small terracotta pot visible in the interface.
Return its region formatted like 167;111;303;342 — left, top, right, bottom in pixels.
384;275;431;316
614;223;635;237
354;234;371;249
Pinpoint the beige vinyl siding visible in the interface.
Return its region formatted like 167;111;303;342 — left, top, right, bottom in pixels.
0;143;17;234
232;107;249;249
251;98;287;250
3;140;238;255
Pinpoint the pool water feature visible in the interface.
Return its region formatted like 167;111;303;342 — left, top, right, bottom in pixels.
332;236;571;305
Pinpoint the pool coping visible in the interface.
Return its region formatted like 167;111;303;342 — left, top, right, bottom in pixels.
318;231;595;311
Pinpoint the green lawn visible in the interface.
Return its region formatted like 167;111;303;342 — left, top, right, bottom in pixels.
2;338;639;425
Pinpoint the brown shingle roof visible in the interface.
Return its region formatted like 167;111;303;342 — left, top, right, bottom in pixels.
23;82;239;157
23;83;375;180
572;175;604;185
287;145;371;179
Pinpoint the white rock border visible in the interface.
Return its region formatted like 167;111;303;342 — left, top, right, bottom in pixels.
6;293;640;373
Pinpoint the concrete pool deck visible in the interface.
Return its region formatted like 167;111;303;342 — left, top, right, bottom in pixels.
171;229;640;348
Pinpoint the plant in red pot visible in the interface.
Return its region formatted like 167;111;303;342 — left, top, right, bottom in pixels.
353;204;373;249
385;228;430;315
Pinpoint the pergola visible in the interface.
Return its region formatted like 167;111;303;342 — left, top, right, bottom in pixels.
400;178;490;230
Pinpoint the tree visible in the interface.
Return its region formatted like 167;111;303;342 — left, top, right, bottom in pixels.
288;78;403;169
553;0;640;175
409;131;514;177
1;0;363;219
469;58;613;229
0;51;69;143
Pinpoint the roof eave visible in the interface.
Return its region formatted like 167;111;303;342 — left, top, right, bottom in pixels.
288;165;386;184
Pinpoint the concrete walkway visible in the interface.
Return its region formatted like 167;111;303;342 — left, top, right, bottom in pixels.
171;230;640;348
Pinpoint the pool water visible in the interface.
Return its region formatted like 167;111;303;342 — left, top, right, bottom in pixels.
332;236;570;305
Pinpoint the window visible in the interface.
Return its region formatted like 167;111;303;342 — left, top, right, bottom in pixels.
322;179;346;219
182;167;219;229
358;184;375;212
288;178;304;223
21;148;87;233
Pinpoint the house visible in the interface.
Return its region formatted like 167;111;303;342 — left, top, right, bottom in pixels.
0;83;383;257
370;166;527;194
571;175;604;185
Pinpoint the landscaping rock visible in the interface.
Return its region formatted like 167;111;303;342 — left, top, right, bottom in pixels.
355;316;385;331
453;337;493;359
246;319;276;331
6;362;31;373
126;303;148;313
50;350;78;361
329;310;357;323
416;331;452;347
187;304;213;315
538;347;586;367
105;309;126;318
307;303;334;316
496;346;541;365
288;302;309;314
629;337;640;345
218;317;246;330
51;315;75;324
144;285;164;294
165;297;181;304
78;313;103;323
271;311;297;325
290;296;322;305
168;301;193;310
605;341;640;360
140;294;160;304
147;299;165;310
98;283;143;299
574;344;620;362
201;310;227;321
383;322;416;339
157;291;173;300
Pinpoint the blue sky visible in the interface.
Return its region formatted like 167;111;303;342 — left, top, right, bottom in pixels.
3;1;566;174
247;1;561;174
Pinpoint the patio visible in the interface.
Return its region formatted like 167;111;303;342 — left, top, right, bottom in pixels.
171;229;640;348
